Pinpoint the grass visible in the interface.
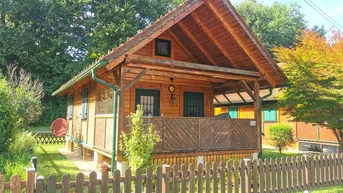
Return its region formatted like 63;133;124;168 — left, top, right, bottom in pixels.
30;125;50;132
301;185;343;193
261;148;302;159
33;145;81;181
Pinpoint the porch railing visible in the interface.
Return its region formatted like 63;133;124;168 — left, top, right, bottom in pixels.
124;117;258;153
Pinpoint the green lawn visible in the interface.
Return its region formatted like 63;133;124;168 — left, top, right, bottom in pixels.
301;185;343;193
30;125;50;132
33;145;80;181
261;148;302;159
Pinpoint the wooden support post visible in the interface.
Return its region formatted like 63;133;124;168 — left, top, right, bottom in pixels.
253;81;261;150
117;64;126;157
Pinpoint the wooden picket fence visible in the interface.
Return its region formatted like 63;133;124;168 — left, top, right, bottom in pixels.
1;154;343;193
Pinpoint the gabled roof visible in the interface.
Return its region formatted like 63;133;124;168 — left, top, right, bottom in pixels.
52;0;287;96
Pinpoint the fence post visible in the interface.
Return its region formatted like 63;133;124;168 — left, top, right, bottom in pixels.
26;168;35;193
35;176;44;193
162;164;170;193
243;158;251;193
31;157;38;171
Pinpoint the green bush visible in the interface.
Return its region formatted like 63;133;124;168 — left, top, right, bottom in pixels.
10;131;36;154
120;105;160;172
0;78;16;153
268;123;294;154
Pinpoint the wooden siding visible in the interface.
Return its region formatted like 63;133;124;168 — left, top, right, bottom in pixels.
134;31;193;63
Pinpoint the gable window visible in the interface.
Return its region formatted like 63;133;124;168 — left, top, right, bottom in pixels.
81;89;88;119
264;108;277;122
68;95;74;119
228;107;238;118
155;38;171;57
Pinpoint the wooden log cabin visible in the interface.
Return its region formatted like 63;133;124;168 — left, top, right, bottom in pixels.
52;0;287;171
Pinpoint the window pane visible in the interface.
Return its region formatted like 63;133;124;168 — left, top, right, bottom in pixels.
155;39;171;57
140;95;155;116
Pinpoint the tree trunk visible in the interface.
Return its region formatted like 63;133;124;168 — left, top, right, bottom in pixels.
333;129;343;153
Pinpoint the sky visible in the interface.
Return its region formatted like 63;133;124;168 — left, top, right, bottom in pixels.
231;0;343;32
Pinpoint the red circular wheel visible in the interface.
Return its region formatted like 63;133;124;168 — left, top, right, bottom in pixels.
50;118;68;137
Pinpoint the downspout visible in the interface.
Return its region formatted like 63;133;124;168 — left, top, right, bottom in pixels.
91;62;118;173
258;88;273;158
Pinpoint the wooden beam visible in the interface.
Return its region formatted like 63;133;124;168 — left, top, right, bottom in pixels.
126;67;226;83
233;86;246;103
177;21;217;66
124;68;148;91
117;64;126;157
240;79;255;101
253;81;261;150
191;12;238;68
214;96;222;106
104;0;205;70
167;30;198;63
214;80;240;89
127;55;261;77
128;63;258;81
206;1;277;86
221;89;232;103
113;68;120;85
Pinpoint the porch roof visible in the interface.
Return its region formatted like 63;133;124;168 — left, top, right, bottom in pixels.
52;0;287;96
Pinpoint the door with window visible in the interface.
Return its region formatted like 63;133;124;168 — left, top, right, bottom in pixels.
135;89;160;116
183;92;204;117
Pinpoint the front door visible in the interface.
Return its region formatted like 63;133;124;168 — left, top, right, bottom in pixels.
183;92;204;117
135;89;160;116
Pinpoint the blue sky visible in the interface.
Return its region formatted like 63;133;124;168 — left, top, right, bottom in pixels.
231;0;343;31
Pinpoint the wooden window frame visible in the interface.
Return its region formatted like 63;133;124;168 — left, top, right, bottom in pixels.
154;38;172;58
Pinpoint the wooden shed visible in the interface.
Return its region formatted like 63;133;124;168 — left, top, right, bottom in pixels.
52;0;286;170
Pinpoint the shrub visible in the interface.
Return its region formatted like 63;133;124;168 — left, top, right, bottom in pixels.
0;78;16;153
6;65;44;129
120;105;160;172
268;124;294;154
10;131;36;154
0;152;31;181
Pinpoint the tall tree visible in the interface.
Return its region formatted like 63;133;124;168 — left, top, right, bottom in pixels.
274;30;343;152
236;0;306;54
0;0;181;124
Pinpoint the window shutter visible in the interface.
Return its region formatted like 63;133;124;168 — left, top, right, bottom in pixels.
264;109;277;121
68;96;74;119
229;107;238;118
82;89;88;119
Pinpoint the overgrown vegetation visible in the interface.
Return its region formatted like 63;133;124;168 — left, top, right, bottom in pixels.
120;105;160;172
268;124;294;154
0;66;43;180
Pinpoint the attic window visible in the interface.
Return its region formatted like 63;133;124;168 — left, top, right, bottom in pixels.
155;38;171;57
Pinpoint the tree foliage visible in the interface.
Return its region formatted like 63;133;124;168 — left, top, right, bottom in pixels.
0;77;16;153
274;30;343;151
268;124;294;154
236;0;306;54
120;105;160;172
0;0;182;125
